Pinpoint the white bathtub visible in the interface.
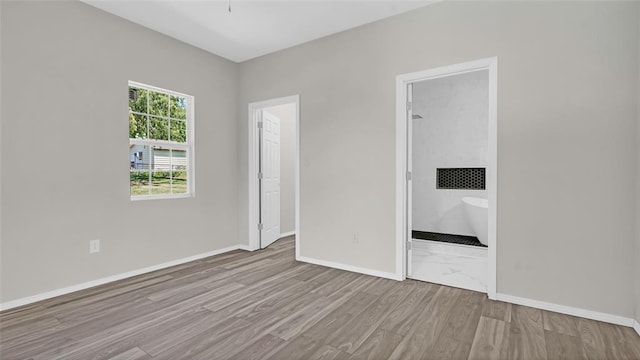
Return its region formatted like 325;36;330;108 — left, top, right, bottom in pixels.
462;197;488;246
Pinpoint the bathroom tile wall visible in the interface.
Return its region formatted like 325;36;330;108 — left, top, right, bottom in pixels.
412;70;489;236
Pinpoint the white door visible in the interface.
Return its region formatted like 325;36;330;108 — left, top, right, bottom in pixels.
407;83;414;277
260;111;281;248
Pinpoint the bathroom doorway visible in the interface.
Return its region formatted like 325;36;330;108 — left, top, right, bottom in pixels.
395;58;497;298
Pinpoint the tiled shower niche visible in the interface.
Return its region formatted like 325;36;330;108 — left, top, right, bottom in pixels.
436;168;485;190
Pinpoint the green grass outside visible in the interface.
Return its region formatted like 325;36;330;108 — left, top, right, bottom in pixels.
130;172;187;196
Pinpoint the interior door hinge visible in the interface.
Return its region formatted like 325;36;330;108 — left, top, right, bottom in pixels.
257;120;263;129
258;172;263;179
258;223;263;231
406;101;412;111
407;240;412;250
406;171;412;181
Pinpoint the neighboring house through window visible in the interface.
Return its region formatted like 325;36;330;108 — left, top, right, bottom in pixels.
128;81;194;199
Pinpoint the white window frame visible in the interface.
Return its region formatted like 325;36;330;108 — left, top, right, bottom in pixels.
129;81;195;201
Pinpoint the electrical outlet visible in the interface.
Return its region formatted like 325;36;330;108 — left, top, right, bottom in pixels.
89;239;100;254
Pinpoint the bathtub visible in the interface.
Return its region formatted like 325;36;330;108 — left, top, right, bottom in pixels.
462;197;488;246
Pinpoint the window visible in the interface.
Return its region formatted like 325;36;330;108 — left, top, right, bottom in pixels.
129;81;194;199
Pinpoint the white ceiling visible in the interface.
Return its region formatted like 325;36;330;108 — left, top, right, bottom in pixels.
84;1;433;63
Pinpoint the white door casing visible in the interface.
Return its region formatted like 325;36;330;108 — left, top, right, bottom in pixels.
260;111;281;248
396;57;498;298
247;95;299;254
406;83;413;278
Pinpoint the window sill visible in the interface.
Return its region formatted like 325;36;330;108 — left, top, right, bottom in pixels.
130;193;194;201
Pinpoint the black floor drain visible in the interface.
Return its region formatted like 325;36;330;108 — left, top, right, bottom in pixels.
412;230;486;248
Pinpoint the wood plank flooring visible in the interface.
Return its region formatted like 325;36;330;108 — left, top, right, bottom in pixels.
1;236;639;359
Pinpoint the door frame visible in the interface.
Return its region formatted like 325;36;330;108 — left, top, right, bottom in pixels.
248;95;300;254
395;57;498;299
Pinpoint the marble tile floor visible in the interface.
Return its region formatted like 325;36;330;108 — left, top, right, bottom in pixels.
411;239;488;293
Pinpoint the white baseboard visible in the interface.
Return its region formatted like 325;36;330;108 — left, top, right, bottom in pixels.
296;255;401;281
279;231;295;239
0;244;245;312
496;293;635;327
634;319;640;336
237;244;253;251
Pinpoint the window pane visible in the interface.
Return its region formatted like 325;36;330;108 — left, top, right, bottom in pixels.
151;171;172;195
171;149;188;194
130;145;150;196
170;119;187;143
128;82;193;199
129;87;147;113
150;146;172;195
170;95;187;120
149;116;169;141
129;113;148;139
149;91;169;117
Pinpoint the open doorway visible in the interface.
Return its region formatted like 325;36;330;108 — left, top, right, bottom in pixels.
396;58;497;298
248;95;300;251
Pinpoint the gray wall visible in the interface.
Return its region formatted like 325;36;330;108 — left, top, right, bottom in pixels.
264;104;296;235
0;1;239;302
239;1;640;317
636;3;640;325
0;0;3;304
412;70;488;237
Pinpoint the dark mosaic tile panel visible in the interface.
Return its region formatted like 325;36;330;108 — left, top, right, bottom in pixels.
436;168;485;190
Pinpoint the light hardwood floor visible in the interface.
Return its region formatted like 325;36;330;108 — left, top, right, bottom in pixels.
1;236;639;359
